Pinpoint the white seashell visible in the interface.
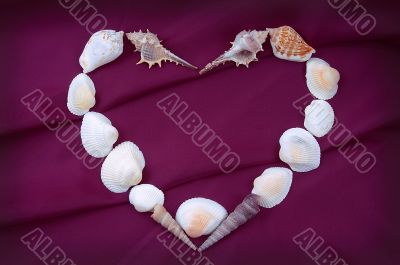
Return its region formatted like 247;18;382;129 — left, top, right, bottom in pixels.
304;100;335;137
101;141;145;193
176;198;228;238
79;30;124;73
81;112;118;158
67;73;96;116
251;167;293;208
306;58;340;100
129;184;165;212
279;128;321;172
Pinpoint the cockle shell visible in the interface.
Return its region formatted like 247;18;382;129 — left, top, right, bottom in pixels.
268;26;315;62
129;184;165;212
175;198;228;238
304;100;335;137
251;167;293;208
279;128;321;172
81;112;118;158
67;73;96;116
79;30;124;73
306;58;340;100
126;30;197;69
101;141;145;193
199;30;269;74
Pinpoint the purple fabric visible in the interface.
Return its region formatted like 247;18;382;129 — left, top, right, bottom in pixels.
1;0;399;264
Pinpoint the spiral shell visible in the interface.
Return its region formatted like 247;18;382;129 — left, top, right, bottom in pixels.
67;73;96;116
304;100;335;137
129;184;165;212
306;58;340;100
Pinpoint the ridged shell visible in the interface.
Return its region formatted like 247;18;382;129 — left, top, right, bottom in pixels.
101;141;145;193
304;100;335;137
67;73;96;116
129;184;165;212
279;128;321;172
176;198;228;238
79;30;124;73
251;167;293;208
268;26;315;62
306;58;340;100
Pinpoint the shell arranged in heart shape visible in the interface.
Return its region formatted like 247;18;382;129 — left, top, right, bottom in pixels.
129;184;165;213
306;58;340;100
279;128;321;172
304;100;335;137
101;141;145;193
67;73;96;116
81;112;119;158
79;30;124;73
175;198;228;238
126;30;197;69
199;30;269;74
268;26;315;62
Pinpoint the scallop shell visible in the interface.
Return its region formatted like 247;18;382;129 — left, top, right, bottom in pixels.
79;30;124;73
129;184;165;212
67;73;96;116
306;58;340;100
251;167;293;208
279;128;321;172
268;26;315;62
126;30;197;69
199;30;269;74
81;112;118;158
175;198;228;238
304;100;335;137
101;141;145;193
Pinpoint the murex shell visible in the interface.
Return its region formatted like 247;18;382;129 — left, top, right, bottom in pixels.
306;58;340;100
67;73;96;116
279;128;321;172
81;112;118;158
176;198;228;238
79;30;124;73
304;100;335;137
268;26;315;62
251;167;293;208
199;30;269;74
129;184;165;212
126;30;197;69
101;141;145;193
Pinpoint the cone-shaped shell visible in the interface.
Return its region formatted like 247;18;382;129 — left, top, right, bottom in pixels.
304;100;335;137
129;184;165;212
67;73;96;116
306;58;340;100
101;141;145;193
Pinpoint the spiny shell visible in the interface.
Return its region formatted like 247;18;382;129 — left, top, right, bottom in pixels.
67;73;96;116
101;141;145;193
129;184;165;212
268;26;315;62
251;167;293;208
304;100;335;137
126;30;197;69
176;198;228;238
279;128;321;172
81;112;118;158
79;30;124;73
306;58;340;100
200;30;269;74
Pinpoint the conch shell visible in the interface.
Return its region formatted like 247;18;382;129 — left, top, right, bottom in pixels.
126;30;197;69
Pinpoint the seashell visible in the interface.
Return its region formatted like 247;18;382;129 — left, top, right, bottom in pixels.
268;26;315;62
81;112;118;158
67;73;96;116
306;58;340;100
175;198;228;238
101;141;145;193
251;167;292;208
129;184;165;212
151;204;197;250
126;30;197;70
199;30;269;74
79;30;124;73
279;128;321;172
198;194;261;251
304;100;335;137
